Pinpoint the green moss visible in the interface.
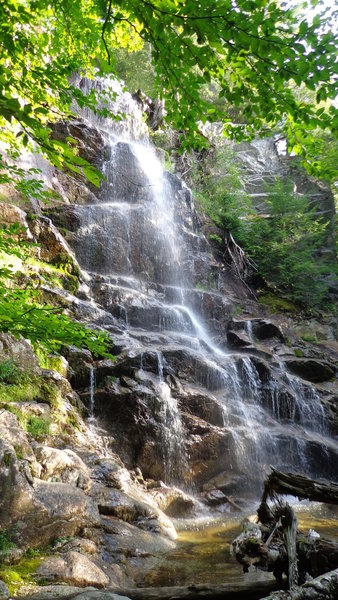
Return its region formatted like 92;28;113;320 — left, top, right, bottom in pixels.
0;379;42;404
3;454;11;467
300;332;318;343
66;411;80;430
195;281;207;291
0;372;61;407
258;292;298;314
294;348;304;358
35;346;67;375
5;407;50;439
0;556;42;595
208;233;222;244
15;447;24;460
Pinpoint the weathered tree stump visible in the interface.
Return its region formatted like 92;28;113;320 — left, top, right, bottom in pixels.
232;469;338;591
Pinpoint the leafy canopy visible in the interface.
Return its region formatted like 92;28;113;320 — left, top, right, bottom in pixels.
0;0;337;176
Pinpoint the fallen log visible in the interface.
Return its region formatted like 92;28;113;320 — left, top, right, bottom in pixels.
260;567;338;599
260;467;338;506
113;579;283;600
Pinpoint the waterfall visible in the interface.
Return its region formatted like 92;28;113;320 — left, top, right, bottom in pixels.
50;76;336;489
89;365;95;418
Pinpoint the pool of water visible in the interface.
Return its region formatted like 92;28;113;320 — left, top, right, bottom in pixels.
140;502;338;588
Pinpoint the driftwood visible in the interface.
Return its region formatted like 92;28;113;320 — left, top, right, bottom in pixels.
232;469;338;590
114;579;283;600
261;567;338;599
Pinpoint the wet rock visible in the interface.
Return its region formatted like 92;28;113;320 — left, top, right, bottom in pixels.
176;390;225;427
202;488;229;506
0;332;38;370
52;118;107;171
149;485;195;517
227;330;252;348
29;216;81;270
73;593;131;600
229;318;284;342
65;346;93;390
19;585;100;600
37;552;109;588
285;358;336;382
252;320;285;342
182;416;234;486
90;459;130;490
203;472;243;494
100;516;175;556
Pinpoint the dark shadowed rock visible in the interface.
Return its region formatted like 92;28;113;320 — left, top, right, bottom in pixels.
285;358;335;382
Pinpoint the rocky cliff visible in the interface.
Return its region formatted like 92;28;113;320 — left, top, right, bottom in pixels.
0;80;337;597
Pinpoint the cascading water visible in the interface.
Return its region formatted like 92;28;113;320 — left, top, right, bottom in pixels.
89;365;95;419
49;77;337;491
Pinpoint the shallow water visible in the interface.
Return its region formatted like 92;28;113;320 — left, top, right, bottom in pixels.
141;502;338;588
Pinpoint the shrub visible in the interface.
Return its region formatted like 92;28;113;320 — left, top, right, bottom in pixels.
0;360;21;384
26;416;50;438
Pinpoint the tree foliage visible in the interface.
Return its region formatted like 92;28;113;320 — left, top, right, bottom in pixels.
0;0;337;173
246;180;336;308
196;166;336;308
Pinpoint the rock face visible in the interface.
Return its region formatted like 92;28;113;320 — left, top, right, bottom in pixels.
42;81;337;493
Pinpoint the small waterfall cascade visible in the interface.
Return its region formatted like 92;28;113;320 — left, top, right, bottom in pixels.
48;76;337;490
89;365;95;418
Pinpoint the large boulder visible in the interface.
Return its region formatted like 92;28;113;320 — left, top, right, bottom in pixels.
0;435;99;549
33;446;91;491
0;332;38;370
37;552;109;588
90;486;177;540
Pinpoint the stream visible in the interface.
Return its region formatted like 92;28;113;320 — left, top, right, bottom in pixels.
141;503;338;587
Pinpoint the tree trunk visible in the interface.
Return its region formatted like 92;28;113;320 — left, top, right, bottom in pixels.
114;579;283;600
260;468;338;505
